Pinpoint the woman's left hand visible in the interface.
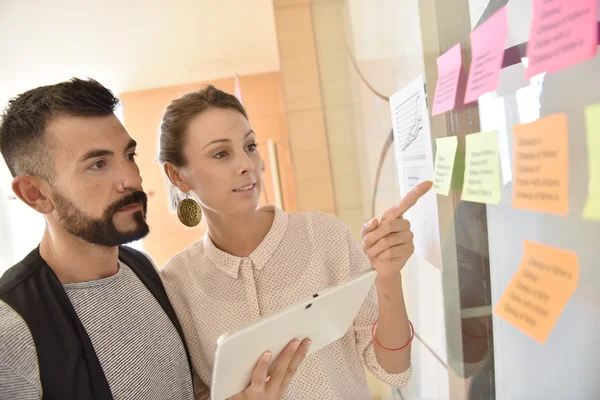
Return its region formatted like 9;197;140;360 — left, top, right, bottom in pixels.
361;181;433;278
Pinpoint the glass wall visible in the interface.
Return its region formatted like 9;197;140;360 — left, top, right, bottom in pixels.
291;0;600;398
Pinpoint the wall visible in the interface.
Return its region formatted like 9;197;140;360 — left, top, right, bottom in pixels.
310;0;366;238
120;72;296;267
0;0;281;106
272;0;338;219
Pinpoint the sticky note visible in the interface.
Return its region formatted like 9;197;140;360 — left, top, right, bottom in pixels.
461;131;501;204
432;44;462;116
583;103;600;221
494;241;579;344
526;0;598;78
512;113;569;215
433;136;458;196
464;7;509;103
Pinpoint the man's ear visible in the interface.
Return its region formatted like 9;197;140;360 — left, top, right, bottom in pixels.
163;163;191;193
12;176;54;214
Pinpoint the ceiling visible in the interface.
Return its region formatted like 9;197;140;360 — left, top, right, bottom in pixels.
0;0;281;103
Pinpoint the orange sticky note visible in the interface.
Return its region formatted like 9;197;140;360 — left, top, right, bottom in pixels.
512;113;569;215
464;7;509;103
526;0;598;78
494;241;579;344
432;43;462;116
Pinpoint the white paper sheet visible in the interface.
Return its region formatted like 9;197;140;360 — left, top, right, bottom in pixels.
389;76;443;270
478;92;513;185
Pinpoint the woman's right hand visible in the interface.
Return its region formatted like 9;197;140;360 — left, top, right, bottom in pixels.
228;338;311;400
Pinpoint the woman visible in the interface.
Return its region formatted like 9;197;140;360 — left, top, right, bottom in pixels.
158;85;430;399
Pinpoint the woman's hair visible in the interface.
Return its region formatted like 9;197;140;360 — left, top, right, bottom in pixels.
158;84;248;167
158;85;248;211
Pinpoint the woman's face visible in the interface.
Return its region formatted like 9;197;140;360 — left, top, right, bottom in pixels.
181;107;263;216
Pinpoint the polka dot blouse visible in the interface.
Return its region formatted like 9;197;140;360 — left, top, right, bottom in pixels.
160;205;411;399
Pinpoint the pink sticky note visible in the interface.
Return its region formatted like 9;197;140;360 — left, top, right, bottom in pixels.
464;7;509;104
432;43;463;116
526;0;598;78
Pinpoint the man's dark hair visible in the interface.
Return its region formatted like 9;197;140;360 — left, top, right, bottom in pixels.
0;78;120;180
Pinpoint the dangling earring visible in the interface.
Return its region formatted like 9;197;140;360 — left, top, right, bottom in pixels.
177;192;202;227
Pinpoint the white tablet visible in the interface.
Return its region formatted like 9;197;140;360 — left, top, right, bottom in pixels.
210;269;377;400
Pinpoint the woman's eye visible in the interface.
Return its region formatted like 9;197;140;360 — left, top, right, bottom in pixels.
213;151;228;159
247;143;258;152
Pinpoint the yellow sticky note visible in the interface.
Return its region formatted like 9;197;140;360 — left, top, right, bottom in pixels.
434;136;458;196
513;113;569;215
583;103;600;221
494;241;579;344
461;131;501;204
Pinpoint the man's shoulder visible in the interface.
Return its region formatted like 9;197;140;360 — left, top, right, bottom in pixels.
0;300;37;360
0;300;41;397
0;248;46;296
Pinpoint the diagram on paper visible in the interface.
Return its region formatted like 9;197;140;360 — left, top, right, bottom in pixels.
391;89;427;192
389;76;443;270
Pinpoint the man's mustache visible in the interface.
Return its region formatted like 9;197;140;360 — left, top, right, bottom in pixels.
105;191;148;217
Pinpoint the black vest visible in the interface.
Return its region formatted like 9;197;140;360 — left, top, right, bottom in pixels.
0;246;192;400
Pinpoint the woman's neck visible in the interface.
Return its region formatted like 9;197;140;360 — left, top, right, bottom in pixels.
204;207;274;258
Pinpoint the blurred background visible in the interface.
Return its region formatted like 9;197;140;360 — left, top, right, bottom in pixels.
1;0;599;398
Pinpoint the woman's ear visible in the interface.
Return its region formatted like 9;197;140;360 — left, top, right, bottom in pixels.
163;163;190;193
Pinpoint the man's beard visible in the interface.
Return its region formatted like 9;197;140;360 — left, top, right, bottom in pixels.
52;189;150;247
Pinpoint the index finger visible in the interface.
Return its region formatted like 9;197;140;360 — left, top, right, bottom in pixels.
382;181;433;221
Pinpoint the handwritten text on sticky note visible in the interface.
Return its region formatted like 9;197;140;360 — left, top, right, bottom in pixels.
464;7;509;103
494;241;579;344
526;0;598;78
513;113;569;215
461;131;501;204
434;136;458;196
432;44;463;116
583;103;600;221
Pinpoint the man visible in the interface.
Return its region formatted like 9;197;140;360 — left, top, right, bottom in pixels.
0;78;306;399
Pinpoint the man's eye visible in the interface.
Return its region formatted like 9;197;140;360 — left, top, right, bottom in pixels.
90;160;107;170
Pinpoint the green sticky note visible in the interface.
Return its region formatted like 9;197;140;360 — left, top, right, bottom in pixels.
461;130;502;204
434;136;458;196
583;103;600;221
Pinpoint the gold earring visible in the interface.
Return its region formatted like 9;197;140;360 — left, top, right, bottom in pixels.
177;193;202;227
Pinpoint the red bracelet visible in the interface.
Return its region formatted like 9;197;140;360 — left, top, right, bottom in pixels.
371;319;414;352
